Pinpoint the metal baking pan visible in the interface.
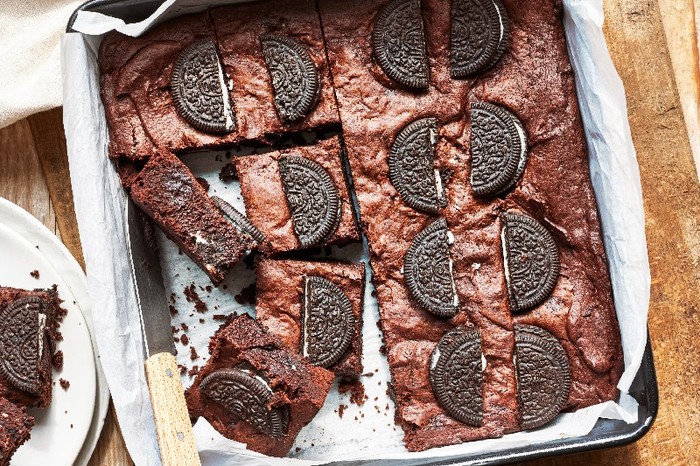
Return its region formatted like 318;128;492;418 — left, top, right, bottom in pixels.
66;0;659;463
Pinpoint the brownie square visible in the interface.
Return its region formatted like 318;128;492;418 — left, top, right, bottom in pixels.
186;314;333;457
0;397;33;466
0;286;65;409
129;149;255;284
256;258;364;380
99;0;339;162
233;135;359;254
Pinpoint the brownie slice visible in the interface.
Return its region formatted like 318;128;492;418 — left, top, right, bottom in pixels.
0;286;65;409
0;397;33;466
129;149;254;284
319;0;622;451
256;259;364;380
233;136;359;254
99;0;339;161
186;314;333;457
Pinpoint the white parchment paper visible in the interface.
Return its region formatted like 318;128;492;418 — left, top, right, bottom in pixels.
62;1;650;464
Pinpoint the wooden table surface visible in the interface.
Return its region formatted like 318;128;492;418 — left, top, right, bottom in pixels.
1;1;698;464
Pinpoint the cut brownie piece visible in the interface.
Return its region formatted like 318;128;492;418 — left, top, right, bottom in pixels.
0;397;33;466
0;286;66;409
129;149;254;284
233;136;359;254
99;0;340;161
186;314;333;457
256;259;364;380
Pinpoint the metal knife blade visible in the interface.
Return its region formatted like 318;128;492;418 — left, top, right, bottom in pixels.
126;200;176;358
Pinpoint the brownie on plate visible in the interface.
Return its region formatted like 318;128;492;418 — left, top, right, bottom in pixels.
0;286;65;409
186;314;334;457
99;0;339;162
129;149;255;285
319;0;622;451
256;258;364;380
0;397;33;466
233;135;359;254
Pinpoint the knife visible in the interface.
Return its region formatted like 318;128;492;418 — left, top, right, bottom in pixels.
126;200;202;466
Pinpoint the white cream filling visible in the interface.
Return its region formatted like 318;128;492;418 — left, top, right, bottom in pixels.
216;61;235;132
493;0;505;43
37;313;47;358
501;225;511;290
194;231;209;245
430;347;441;370
434;168;444;199
514;120;528;175
447;229;459;306
471;262;481;270
239;367;274;395
481;353;487;372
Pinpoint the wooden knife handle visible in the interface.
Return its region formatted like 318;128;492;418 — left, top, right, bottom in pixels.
144;352;202;466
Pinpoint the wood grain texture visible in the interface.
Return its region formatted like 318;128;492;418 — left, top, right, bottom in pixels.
0;0;697;464
144;352;202;466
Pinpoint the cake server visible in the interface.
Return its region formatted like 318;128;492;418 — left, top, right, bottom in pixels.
126;200;201;466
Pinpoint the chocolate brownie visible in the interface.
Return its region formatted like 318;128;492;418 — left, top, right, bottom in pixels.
129;149;255;284
0;286;66;409
0;397;33;466
233;136;359;254
255;258;364;379
186;314;333;457
319;0;622;451
99;0;339;161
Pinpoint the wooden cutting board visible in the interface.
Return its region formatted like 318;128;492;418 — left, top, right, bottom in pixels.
0;0;697;464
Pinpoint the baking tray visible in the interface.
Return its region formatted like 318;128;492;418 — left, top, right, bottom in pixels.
65;0;659;464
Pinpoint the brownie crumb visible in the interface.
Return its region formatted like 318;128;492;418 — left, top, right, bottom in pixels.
205;285;212;292
59;378;70;390
53;350;64;370
190;346;199;361
178;364;187;375
30;270;40;279
181;323;189;331
218;163;237;182
184;284;207;312
188;365;200;377
234;283;256;306
338;404;347;418
199;318;205;324
180;334;189;346
169;305;178;316
213;314;228;321
379;344;386;354
195;177;210;191
339;379;366;406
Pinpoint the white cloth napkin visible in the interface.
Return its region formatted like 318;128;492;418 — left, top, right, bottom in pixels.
0;0;83;129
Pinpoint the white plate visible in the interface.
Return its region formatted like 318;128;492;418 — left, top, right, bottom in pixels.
0;198;106;466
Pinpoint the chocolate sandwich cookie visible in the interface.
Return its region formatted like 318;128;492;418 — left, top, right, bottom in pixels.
430;328;484;426
514;325;570;430
211;195;266;246
470;102;528;197
171;39;236;134
501;212;559;312
388;117;447;214
261;34;321;123
451;0;509;78
200;367;290;438
404;218;459;317
372;0;430;89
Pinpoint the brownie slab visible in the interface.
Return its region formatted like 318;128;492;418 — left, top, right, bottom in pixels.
319;0;623;451
129;149;254;284
186;314;333;457
256;258;364;380
0;397;33;466
233;136;359;254
0;286;65;409
99;0;339;161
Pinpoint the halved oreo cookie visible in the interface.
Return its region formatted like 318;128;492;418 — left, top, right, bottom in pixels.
429;327;483;426
301;276;355;368
211;195;266;245
501;213;559;312
404;218;459;317
451;0;509;78
388;118;447;214
260;35;321;124
200;367;289;438
0;296;48;394
279;156;341;248
372;0;430;90
514;324;570;430
470;102;527;197
171;39;236;134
